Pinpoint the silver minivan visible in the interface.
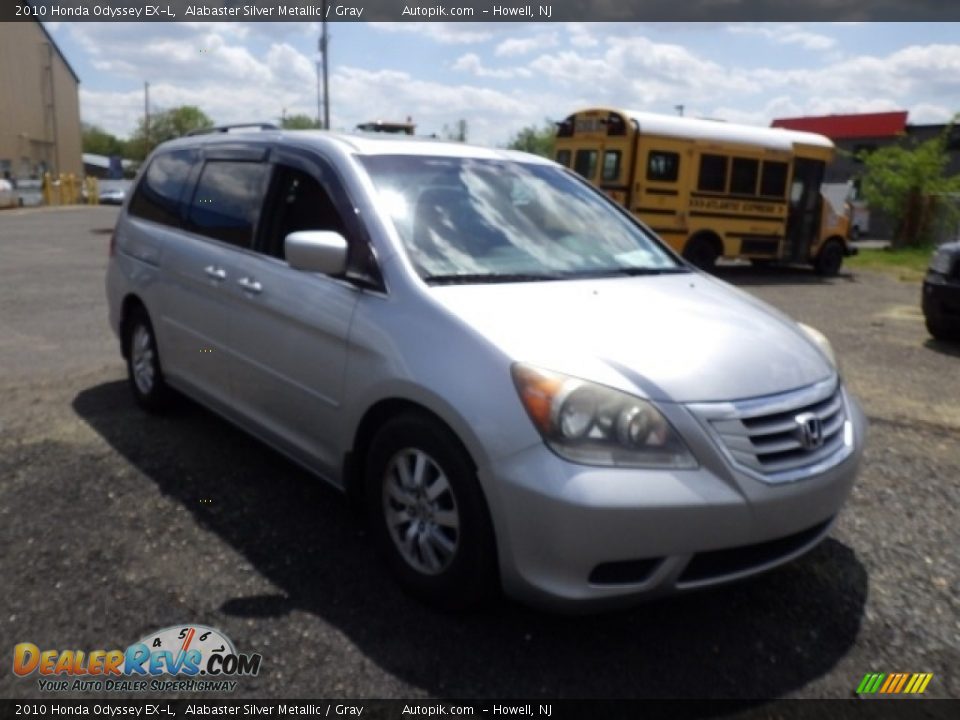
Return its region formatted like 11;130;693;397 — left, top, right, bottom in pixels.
106;128;866;610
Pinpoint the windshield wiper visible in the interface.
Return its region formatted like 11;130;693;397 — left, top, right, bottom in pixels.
422;272;566;285
573;266;691;278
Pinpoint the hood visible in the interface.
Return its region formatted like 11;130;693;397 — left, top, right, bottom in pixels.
429;273;834;403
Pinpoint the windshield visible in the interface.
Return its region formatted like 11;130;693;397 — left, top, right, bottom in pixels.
359;155;684;283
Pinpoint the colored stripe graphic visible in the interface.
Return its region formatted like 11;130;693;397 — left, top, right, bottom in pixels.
857;672;933;695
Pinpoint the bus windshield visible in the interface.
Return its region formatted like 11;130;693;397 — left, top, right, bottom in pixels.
359;155;684;284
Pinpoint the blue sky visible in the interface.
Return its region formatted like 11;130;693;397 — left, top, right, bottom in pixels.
46;21;960;145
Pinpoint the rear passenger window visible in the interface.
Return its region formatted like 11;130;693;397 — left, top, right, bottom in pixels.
187;161;269;249
730;158;759;195
647;151;679;182
760;161;788;198
128;150;195;228
698;154;728;193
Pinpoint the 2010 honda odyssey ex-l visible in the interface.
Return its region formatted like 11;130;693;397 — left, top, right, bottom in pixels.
106;127;866;610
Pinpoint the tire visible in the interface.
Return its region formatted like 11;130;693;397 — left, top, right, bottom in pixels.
750;258;775;268
683;235;720;272
815;240;844;277
925;305;960;342
124;307;173;412
364;412;498;609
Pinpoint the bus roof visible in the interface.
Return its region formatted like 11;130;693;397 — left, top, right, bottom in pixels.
618;109;835;152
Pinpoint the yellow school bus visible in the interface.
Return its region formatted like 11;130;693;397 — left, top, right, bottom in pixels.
554;108;855;274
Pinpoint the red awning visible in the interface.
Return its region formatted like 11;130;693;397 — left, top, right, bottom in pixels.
771;112;908;140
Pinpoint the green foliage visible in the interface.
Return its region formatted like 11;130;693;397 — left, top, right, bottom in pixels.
858;119;960;246
81;124;126;157
127;105;215;160
281;114;320;130
443;119;468;143
506;120;556;158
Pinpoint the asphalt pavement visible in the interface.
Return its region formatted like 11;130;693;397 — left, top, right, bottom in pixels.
0;206;957;703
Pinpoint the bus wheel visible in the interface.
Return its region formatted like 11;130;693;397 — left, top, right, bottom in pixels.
815;240;844;276
683;236;720;272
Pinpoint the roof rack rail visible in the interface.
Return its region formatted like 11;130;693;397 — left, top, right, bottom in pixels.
185;123;279;137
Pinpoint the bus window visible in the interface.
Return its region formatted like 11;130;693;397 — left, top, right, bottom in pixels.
602;151;621;182
574;150;598;180
698;154;727;193
647;151;679;182
760;161;788;198
730;158;759;196
555;149;572;167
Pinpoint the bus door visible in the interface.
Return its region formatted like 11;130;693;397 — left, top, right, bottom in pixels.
597;145;631;207
785;158;825;262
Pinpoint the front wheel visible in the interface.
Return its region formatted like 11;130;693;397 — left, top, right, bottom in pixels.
814;240;845;276
365;413;498;609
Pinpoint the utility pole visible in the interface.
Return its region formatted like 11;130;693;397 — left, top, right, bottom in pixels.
320;3;330;129
144;81;151;149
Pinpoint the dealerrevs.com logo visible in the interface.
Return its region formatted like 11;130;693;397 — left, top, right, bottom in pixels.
13;625;262;693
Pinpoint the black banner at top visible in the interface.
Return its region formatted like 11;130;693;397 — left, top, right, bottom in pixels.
4;0;960;22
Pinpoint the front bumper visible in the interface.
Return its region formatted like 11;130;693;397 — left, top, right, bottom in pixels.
484;392;867;612
922;272;960;317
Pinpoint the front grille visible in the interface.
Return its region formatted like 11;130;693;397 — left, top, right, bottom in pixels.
689;378;852;482
677;518;833;585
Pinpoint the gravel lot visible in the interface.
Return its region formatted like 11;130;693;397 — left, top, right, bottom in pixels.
1;206;957;702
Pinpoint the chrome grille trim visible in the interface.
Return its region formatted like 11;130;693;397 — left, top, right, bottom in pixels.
687;377;854;484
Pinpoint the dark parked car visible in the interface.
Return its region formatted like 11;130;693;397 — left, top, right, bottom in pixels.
922;240;960;341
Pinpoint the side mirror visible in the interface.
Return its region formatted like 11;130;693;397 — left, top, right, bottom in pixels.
285;231;348;276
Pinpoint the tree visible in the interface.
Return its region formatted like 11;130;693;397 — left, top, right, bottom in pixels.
443;119;468;143
127;105;215;160
858;119;960;247
506;119;556;158
281;114;320;130
81;123;126;157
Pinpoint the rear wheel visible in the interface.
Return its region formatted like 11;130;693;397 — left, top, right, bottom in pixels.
815;240;844;276
364;412;498;609
124;307;173;412
683;235;720;272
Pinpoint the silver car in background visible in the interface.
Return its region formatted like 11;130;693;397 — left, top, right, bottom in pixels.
106;128;866;611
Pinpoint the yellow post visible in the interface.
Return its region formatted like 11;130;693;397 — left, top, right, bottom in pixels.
42;172;53;205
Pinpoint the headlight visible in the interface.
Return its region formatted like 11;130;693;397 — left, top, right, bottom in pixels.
930;248;953;275
511;363;697;469
798;322;837;369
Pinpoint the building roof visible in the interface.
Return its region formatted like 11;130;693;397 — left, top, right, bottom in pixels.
771;112;908;140
36;20;80;84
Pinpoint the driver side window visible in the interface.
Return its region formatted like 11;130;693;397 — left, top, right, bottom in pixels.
261;165;347;260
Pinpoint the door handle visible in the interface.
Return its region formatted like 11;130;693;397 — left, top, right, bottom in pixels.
237;277;263;294
204;265;227;281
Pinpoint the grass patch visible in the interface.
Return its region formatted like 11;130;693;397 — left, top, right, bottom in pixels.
847;244;934;282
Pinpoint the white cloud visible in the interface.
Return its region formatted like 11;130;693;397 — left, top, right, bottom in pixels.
494;33;558;57
369;22;493;45
451;53;533;79
727;24;837;50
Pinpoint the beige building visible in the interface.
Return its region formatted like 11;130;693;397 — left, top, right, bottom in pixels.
0;20;82;180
